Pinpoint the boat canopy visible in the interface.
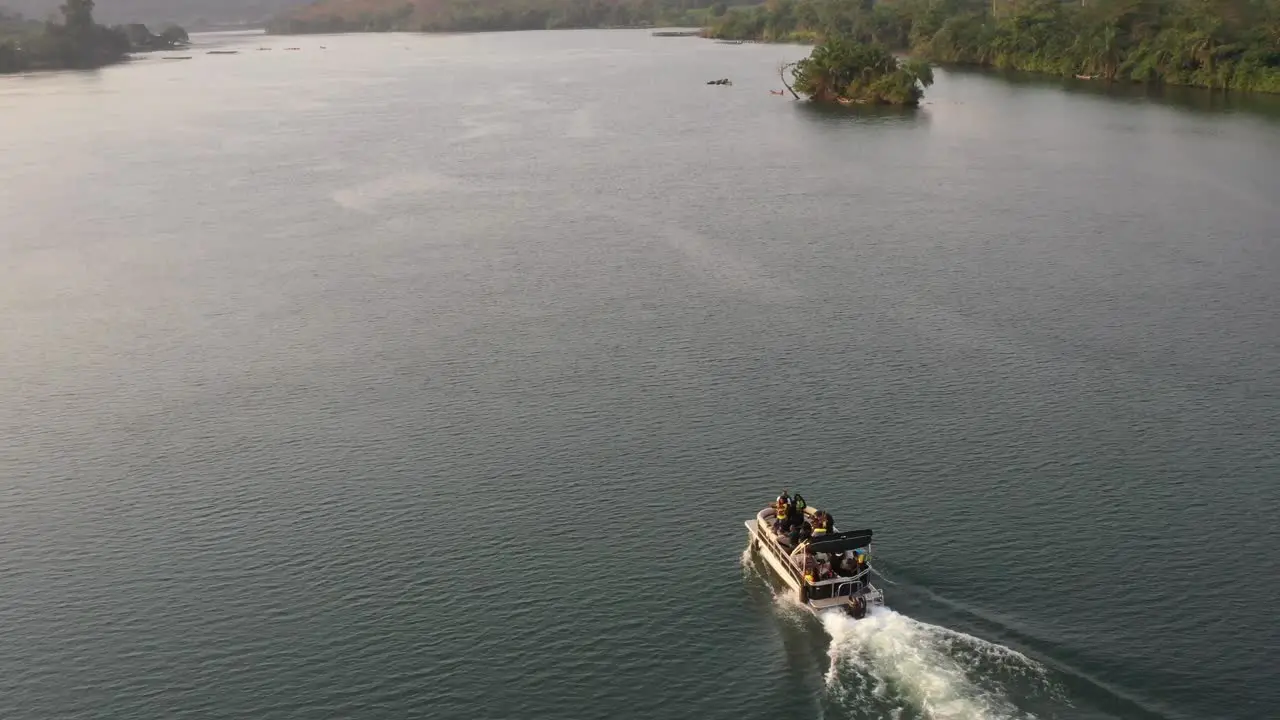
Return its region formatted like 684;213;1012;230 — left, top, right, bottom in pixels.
801;529;873;555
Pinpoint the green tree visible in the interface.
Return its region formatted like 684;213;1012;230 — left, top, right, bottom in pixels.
60;0;95;33
160;24;190;45
1;0;128;73
0;40;21;72
792;37;934;105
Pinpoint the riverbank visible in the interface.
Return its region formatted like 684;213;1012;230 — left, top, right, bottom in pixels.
266;0;716;35
1;6;188;75
703;0;1280;95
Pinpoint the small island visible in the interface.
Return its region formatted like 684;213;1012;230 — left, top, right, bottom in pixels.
1;0;189;74
788;38;934;107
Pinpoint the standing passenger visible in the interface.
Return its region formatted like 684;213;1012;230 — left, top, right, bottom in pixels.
853;551;868;588
773;493;791;533
780;491;797;529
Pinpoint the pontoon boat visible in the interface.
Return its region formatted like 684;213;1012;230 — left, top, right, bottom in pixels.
744;504;885;618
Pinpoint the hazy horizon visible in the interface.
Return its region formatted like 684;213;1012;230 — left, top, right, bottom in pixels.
1;0;304;26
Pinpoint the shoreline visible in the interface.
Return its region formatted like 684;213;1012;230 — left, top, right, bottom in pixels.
10;25;1279;99
265;23;703;36
702;29;1280;96
253;23;1280;97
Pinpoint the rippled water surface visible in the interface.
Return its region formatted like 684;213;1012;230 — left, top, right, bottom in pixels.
2;29;1278;720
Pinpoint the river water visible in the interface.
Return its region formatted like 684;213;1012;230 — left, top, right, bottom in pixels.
1;29;1277;720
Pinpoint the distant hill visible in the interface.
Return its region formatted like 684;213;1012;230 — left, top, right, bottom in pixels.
269;0;745;33
0;0;306;27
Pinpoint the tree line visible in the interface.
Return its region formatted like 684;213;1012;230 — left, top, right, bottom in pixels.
704;0;1280;92
268;0;758;34
1;0;188;73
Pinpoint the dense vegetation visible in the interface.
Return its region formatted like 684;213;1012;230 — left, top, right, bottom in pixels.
791;35;933;104
1;1;128;72
1;1;187;73
268;0;750;33
706;0;1280;93
2;0;296;28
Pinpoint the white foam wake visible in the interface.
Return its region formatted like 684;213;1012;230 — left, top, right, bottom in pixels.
820;607;1045;720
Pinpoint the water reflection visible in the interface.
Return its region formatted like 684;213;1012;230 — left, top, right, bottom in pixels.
793;100;929;129
947;66;1280;120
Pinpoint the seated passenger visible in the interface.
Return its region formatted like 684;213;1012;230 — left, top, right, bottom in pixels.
811;511;831;536
793;493;807;515
788;519;812;547
820;512;835;535
834;552;854;576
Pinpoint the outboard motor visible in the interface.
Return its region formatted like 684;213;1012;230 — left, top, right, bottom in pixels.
846;597;867;620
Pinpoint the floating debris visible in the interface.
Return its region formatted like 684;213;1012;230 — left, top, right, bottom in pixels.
706;78;732;86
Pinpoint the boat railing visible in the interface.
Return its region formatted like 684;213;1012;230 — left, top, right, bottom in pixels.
809;571;872;599
809;567;871;586
754;510;806;584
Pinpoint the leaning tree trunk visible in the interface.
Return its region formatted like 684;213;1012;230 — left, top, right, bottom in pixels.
779;62;800;100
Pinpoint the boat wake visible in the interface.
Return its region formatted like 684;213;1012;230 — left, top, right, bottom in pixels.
820;607;1050;720
742;545;1055;719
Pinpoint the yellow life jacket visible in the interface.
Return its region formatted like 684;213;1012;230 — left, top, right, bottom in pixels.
811;526;828;536
803;571;815;583
776;505;789;520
